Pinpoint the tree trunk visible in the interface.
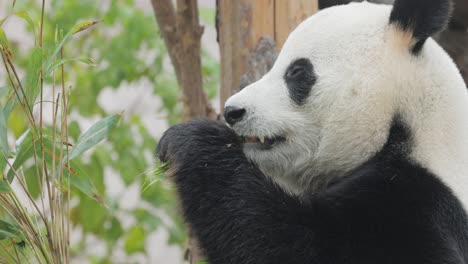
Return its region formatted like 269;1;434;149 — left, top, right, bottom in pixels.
151;1;214;263
151;0;215;120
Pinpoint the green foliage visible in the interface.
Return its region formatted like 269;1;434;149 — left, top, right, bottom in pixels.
0;5;126;261
1;0;220;262
24;47;42;105
0;182;10;193
0;219;23;241
124;225;146;254
66;114;120;161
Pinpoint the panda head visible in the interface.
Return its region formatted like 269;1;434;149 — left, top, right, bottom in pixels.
224;0;468;198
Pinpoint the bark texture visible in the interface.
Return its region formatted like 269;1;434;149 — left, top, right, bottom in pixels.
151;0;215;120
239;36;277;89
151;1;215;262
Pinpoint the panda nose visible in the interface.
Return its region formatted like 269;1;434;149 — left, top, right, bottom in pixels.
224;106;246;125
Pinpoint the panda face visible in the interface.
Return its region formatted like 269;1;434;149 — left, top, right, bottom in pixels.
224;3;399;192
224;1;468;199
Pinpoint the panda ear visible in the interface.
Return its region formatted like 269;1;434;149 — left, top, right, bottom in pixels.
389;0;452;54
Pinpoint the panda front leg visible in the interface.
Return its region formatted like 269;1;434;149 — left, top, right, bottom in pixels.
156;119;318;264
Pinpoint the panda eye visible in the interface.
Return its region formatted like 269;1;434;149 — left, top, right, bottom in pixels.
287;66;305;78
284;58;317;105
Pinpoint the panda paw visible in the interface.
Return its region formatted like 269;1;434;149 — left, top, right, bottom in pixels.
156;118;241;165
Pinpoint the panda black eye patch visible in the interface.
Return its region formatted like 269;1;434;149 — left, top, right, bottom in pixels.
284;58;316;105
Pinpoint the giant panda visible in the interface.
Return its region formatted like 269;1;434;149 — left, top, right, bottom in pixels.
156;0;468;263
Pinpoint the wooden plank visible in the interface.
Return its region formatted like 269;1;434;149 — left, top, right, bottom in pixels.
251;0;275;46
218;0;275;110
218;0;247;110
274;0;318;49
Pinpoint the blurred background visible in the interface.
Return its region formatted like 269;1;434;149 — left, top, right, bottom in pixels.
0;0;220;263
0;0;466;263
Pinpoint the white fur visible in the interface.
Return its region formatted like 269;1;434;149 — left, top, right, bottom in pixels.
225;2;468;208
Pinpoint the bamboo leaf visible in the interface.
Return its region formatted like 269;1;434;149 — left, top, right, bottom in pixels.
2;86;18;120
65;162;107;207
0;86;9;159
45;57;96;76
71;21;101;35
0;155;4;174
0;181;11;193
0;110;8;158
0;219;22;240
7;130;33;182
58;114;119;206
65;114;120;162
0;87;11;163
0;28;10;54
23;163;42;199
45;21;100;71
24;47;43;106
15;129;30;150
70;174;105;206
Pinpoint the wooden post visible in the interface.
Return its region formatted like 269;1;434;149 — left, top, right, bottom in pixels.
217;0;318;110
274;0;318;49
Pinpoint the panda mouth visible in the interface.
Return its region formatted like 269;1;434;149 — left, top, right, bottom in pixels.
241;135;286;150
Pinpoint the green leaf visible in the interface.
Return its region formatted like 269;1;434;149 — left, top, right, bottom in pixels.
71;21;101;35
0;154;5;174
45;57;96;76
65;114;120;162
23;162;42;199
0;181;11;193
0;109;8;158
124;226;146;254
7;125;108;203
68;166;106;206
2;91;18;121
70;189;107;233
24;47;43;106
142;162;167;192
15;129;30;151
45;21;100;71
6;130;33;182
0;219;22;241
0;87;11;163
0;28;10;54
196;261;209;264
14;11;36;42
103;217;123;243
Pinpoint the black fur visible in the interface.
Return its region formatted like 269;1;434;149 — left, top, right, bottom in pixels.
389;0;452;54
157;119;468;264
284;58;317;105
